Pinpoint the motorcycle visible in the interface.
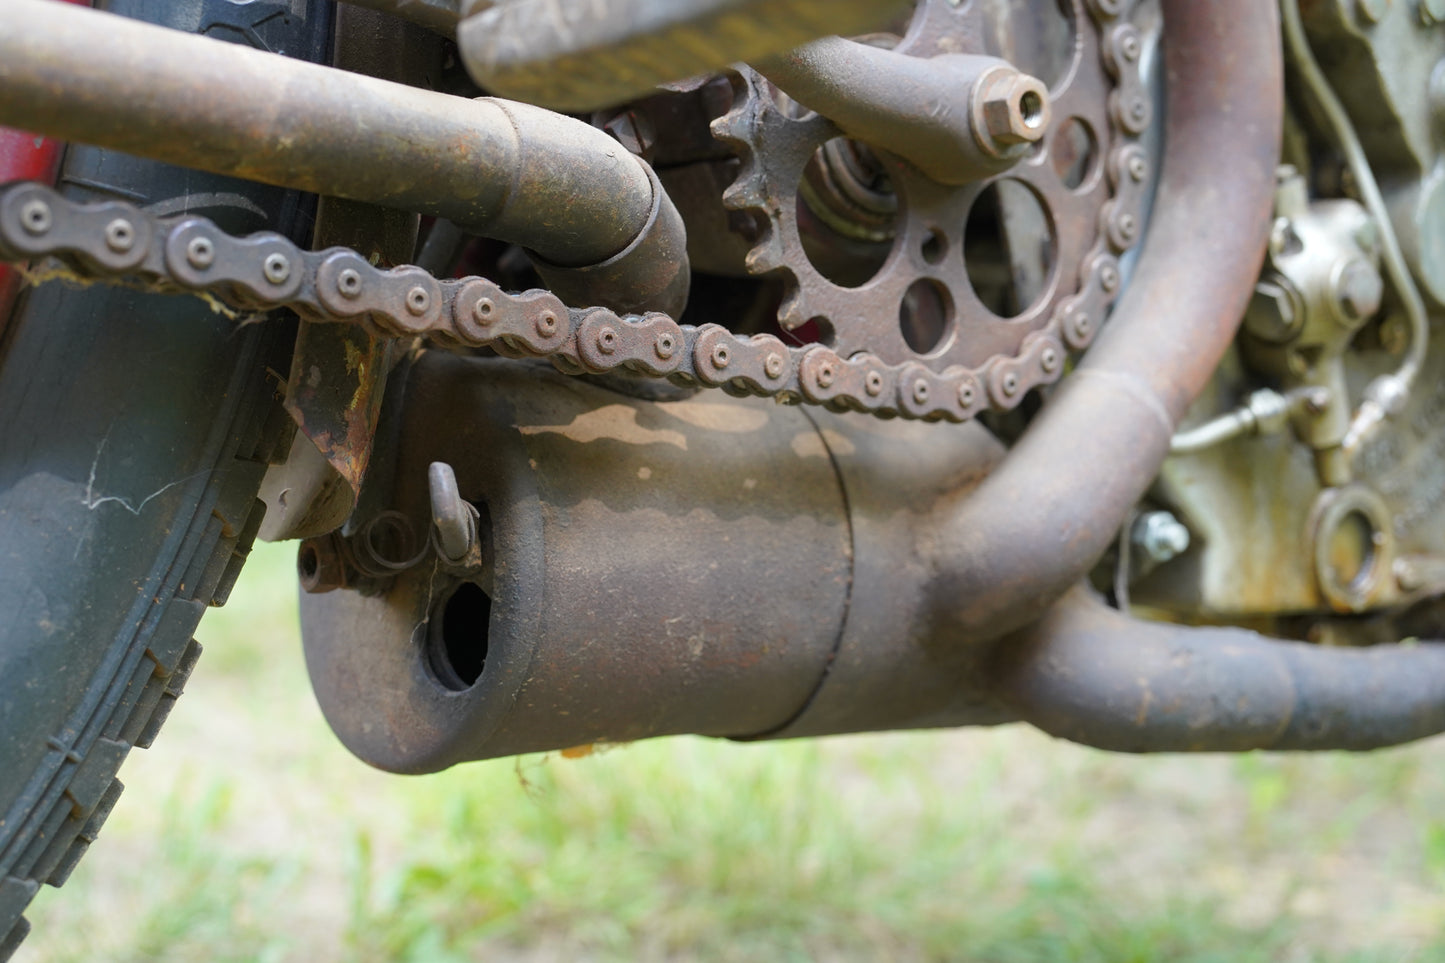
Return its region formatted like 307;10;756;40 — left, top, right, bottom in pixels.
2;0;1443;954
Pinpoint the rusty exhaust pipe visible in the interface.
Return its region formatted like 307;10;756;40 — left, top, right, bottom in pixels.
992;589;1445;752
926;0;1284;642
0;0;688;313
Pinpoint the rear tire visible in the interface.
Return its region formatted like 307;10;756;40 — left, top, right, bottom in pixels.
0;2;333;956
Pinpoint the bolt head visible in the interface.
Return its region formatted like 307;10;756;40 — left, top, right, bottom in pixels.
1334;259;1384;324
1244;276;1303;343
1135;511;1191;564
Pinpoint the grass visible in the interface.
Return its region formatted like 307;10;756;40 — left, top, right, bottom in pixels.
17;541;1445;961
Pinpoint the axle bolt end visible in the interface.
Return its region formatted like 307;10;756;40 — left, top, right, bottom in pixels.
976;69;1051;150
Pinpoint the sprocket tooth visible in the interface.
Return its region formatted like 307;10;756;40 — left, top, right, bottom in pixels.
710;110;754;152
721;173;769;213
777;281;817;330
744;235;789;276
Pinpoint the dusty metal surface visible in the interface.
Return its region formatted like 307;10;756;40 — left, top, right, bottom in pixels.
298;352;1009;772
0;0;669;273
457;0;909;112
717;0;1145;375
9;0;1445;764
993;587;1445;752
0;177;1101;425
922;0;1284;641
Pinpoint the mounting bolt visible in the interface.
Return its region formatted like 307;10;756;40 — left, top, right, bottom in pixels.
975;67;1052;151
1133;511;1191;564
1244;275;1304;343
297;535;348;594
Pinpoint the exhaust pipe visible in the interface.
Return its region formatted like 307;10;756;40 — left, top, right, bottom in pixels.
993;588;1445;753
0;0;688;312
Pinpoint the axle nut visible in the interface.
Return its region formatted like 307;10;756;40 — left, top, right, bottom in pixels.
976;68;1051;150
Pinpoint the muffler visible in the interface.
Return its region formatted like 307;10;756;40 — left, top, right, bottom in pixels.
299;352;1007;773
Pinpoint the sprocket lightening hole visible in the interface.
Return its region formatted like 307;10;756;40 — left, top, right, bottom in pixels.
980;0;1077;92
900;279;952;354
1052;116;1098;191
796;137;899;289
963;179;1056;319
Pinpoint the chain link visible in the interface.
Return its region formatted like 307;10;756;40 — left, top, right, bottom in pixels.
0;155;1145;422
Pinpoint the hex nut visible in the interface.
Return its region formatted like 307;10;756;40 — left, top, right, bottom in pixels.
298;536;347;593
975;68;1051;152
1244;275;1304;343
1133;511;1191;564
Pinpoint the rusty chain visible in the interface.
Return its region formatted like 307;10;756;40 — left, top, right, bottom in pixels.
0;119;1144;423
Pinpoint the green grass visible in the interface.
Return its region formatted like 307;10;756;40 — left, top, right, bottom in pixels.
19;541;1445;961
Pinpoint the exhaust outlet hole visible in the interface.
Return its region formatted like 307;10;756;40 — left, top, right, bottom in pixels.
428;581;492;691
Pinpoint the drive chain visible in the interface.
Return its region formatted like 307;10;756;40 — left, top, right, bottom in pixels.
0;178;1135;422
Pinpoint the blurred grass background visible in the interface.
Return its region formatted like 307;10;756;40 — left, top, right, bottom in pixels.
16;540;1445;961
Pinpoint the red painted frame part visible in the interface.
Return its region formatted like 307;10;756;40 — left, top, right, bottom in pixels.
0;0;90;326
